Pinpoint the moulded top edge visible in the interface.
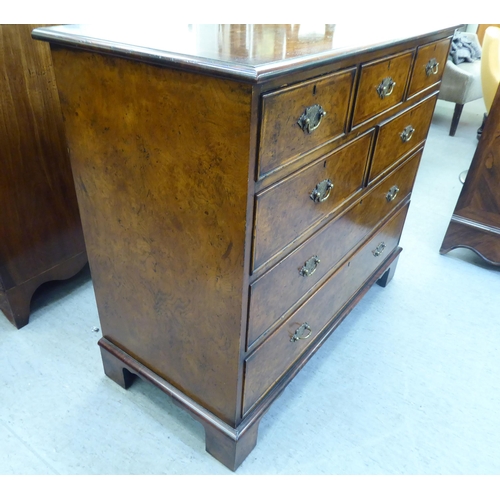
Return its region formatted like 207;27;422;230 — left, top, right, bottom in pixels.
31;24;463;83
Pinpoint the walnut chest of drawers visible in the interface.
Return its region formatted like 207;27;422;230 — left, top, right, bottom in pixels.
33;24;459;470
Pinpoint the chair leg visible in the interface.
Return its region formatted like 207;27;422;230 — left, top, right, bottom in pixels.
450;103;464;136
477;113;487;140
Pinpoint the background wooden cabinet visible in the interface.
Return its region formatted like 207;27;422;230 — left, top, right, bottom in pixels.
440;83;500;265
0;25;86;328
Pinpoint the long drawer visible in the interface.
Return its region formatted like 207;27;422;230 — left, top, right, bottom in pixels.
243;203;410;415
247;148;423;348
253;132;373;271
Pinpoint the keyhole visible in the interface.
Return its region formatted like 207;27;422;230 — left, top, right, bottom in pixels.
313;84;317;95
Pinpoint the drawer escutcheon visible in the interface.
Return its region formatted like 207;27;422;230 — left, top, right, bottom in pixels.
425;58;440;76
372;242;387;257
400;125;415;143
376;77;396;99
310;179;334;203
386;185;400;202
299;255;321;277
290;323;312;342
297;104;327;134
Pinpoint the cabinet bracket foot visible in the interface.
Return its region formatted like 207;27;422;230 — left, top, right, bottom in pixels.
98;337;264;471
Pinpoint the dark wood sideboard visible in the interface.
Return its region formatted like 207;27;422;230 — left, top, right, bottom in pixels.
440;82;500;265
0;25;87;328
32;24;460;470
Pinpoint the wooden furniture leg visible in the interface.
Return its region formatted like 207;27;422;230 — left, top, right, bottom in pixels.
376;253;400;287
0;252;87;328
203;415;261;472
99;342;137;389
98;337;263;471
450;103;464;136
0;286;31;329
440;218;500;266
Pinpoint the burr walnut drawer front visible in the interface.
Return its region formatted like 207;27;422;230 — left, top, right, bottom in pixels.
243;204;409;415
258;67;356;179
407;38;451;99
352;50;414;127
247;147;422;348
253;132;373;272
369;93;437;183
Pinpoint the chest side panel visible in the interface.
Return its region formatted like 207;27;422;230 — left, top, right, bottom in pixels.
51;47;253;424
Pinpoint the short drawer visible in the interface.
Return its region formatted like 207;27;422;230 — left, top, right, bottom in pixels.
369;93;437;183
247;147;422;348
243;203;409;415
258;67;356;179
253;132;373;272
352;50;414;127
407;38;451;99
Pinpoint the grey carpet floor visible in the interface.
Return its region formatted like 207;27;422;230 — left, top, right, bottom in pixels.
1;97;499;476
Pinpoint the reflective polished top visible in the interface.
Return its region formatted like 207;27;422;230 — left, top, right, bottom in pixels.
32;24;461;82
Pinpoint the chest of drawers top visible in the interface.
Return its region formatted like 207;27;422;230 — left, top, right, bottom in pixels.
33;23;460;83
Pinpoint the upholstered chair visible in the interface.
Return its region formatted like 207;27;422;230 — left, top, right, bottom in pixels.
439;32;483;136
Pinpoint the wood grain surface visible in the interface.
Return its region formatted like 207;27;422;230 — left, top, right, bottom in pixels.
258;67;355;177
244;204;410;415
248;148;422;348
38;24;458;470
0;24;86;327
50;46;254;423
407;38;451;99
253;132;373;271
369;93;438;183
440;84;500;265
352;50;414;127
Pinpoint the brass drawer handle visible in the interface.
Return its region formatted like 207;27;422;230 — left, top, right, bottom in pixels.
310;179;334;203
291;323;312;342
400;125;415;143
386;185;400;202
425;58;439;76
376;77;396;99
372;242;386;257
299;255;321;277
297;104;327;134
